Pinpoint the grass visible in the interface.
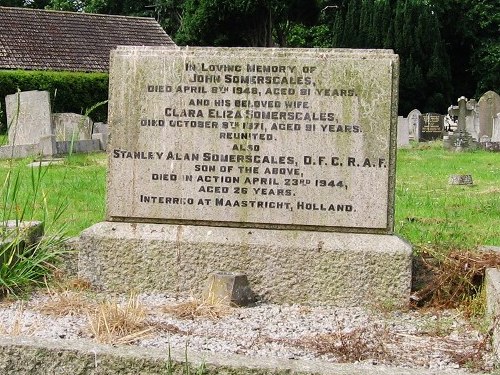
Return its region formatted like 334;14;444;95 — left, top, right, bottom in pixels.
396;141;500;251
87;294;154;345
163;297;233;320
0;153;106;237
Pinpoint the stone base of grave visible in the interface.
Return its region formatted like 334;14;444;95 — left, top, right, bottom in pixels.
74;222;412;307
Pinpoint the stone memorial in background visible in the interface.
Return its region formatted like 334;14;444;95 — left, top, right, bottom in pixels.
465;99;479;139
75;46;412;307
5;90;53;149
493;114;500;142
1;90;105;158
407;109;421;141
397;116;410;147
419;113;443;141
446;96;477;151
52;113;93;142
478;91;500;140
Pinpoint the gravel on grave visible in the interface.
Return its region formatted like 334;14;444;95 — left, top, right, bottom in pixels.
0;291;495;373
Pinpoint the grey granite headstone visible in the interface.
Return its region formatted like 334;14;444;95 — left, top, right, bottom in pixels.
52;113;93;141
478;91;500;139
5;90;53;146
107;47;399;233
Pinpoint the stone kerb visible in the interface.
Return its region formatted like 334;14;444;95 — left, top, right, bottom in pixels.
76;47;412;307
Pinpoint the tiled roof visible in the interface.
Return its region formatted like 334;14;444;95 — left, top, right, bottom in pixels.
0;6;175;72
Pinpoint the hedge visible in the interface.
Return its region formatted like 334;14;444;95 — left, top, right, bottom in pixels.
0;70;109;132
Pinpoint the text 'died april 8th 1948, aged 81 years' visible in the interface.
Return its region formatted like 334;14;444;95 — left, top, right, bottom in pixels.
107;47;399;232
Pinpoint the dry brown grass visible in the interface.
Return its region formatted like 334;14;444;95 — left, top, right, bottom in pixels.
37;276;95;316
87;294;154;344
163;297;233;320
296;324;391;362
38;290;94;316
412;250;500;314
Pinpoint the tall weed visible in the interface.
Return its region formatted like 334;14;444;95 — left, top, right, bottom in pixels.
0;96;68;297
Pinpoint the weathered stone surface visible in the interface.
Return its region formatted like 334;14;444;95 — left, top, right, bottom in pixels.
493;113;500;142
5;90;53;146
397;116;409;147
107;47;399;233
55;139;101;154
0;220;44;247
75;222;412;307
0;221;44;268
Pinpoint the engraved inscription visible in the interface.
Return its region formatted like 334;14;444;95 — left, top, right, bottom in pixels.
107;47;398;231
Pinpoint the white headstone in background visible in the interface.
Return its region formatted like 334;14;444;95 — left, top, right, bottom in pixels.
492;113;500;142
407;109;421;141
5;90;53;146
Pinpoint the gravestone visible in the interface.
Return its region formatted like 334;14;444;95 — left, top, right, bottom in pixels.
52;113;93;141
76;47;412;307
92;122;109;150
5;90;53;147
407;109;421;141
397;116;410;147
446;96;477;151
478;91;500;139
465;99;479;139
419;113;443;141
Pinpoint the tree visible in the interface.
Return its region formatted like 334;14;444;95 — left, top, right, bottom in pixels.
83;0;151;16
46;0;83;11
428;0;499;98
175;0;320;47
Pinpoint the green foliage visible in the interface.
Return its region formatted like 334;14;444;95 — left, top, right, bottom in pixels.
45;0;84;11
428;0;499;99
82;0;151;16
0;70;108;131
